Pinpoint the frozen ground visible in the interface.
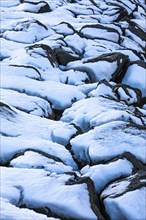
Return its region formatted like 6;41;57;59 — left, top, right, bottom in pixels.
0;0;146;219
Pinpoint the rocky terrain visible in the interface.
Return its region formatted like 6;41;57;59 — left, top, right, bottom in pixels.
0;0;146;219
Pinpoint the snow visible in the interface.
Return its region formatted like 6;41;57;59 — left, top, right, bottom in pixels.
2;18;51;44
89;83;115;98
104;188;146;220
16;2;49;13
122;63;146;97
66;60;118;82
53;23;74;35
116;87;138;105
78;83;98;95
1;135;77;169
0;88;52;117
70;121;146;164
81;159;133;193
1;199;58;220
61;97;144;131
0;104;77;168
1;64;86;110
115;49;140;61
102;177;146;220
64;33;85;54
121;36;143;52
1;0;146;218
125;29;145;48
80;26;119;43
60;70;89;86
1;167;97;220
10;151;73;174
0;0;20;7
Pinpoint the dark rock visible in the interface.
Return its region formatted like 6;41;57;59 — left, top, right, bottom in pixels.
38;2;51;13
55;47;79;65
139;97;146;109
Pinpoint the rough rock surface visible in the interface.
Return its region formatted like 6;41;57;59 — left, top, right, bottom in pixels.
1;0;146;219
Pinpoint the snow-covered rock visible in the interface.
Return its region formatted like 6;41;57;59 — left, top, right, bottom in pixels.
1;167;102;220
101;171;146;220
1;0;146;219
61;97;146;131
0;88;53;117
0;102;77;168
122;61;146;98
2;18;51;44
70;121;146;165
66;53;130;83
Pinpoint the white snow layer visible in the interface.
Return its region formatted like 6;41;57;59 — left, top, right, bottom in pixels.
1;167;97;220
122;63;146;97
81;159;133;193
70;121;146;164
